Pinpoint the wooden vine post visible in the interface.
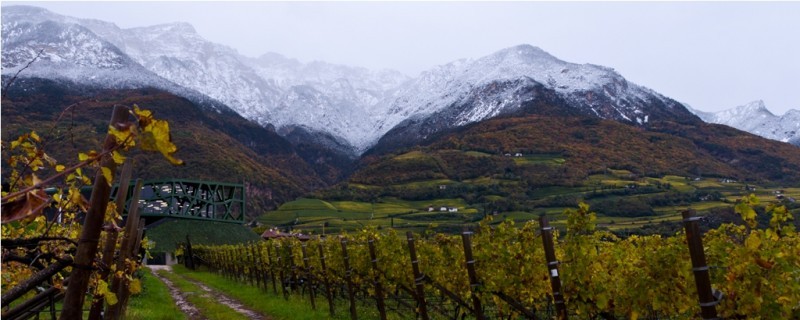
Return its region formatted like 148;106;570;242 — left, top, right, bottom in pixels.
275;243;289;299
267;244;278;294
318;242;335;316
461;230;485;320
539;215;567;320
368;238;388;320
60;105;128;320
300;242;317;310
118;217;146;317
340;237;358;320
286;242;299;291
105;179;143;320
185;235;195;270
251;244;263;289
88;161;134;320
406;231;430;320
682;209;719;319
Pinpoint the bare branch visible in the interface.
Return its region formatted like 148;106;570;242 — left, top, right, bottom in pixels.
1;49;45;101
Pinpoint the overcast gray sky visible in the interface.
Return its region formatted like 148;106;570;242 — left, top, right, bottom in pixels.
8;1;800;114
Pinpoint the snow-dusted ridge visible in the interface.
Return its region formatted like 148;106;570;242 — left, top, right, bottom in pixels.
2;5;409;155
368;43;697;151
13;5;795;154
691;101;800;145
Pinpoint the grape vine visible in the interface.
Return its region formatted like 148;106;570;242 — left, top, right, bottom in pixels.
194;199;799;319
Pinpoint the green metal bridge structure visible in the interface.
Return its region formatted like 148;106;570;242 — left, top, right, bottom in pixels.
111;179;246;225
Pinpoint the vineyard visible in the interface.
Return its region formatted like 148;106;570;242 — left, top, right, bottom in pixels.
1;104;183;319
194;201;799;319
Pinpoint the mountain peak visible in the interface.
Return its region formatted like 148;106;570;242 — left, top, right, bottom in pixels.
2;5;50;15
695;100;799;145
740;100;769;113
141;22;197;34
496;44;560;62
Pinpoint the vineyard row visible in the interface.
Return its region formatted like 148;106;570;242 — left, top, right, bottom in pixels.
192;206;799;319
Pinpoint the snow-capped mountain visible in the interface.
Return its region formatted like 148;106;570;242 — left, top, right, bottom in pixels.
1;6;231;111
692;101;800;146
245;53;408;151
368;44;699;153
76;14;409;154
2;5;408;155
3;6;704;155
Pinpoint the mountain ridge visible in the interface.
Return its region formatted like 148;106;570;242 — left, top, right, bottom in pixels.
691;100;800;146
3;5;797;155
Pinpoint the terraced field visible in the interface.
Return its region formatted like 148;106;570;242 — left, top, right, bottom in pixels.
258;168;799;235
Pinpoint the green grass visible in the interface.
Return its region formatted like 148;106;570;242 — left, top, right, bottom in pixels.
691;179;724;189
126;269;186;320
392;150;428;161
607;169;634;177
512;153;565;166
259;172;795;234
387;179;454;189
171;265;403;320
529;186;590;198
156;269;250;320
280;198;338;211
464;151;493;157
660;175;696;193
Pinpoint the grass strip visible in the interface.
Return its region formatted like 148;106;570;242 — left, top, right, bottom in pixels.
156;268;250;320
126;269;187;320
172;265;403;320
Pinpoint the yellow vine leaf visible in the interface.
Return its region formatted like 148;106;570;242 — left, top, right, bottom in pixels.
745;232;761;251
101;167;113;187
140;118;183;165
735;201;757;228
97;280;118;305
129;278;142;295
111;151;126;165
55;164;65;172
78;152;89;161
133;105;153;128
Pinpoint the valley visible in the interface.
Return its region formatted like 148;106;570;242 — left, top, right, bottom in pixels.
260;165;800;236
2;6;800;238
3;4;800;319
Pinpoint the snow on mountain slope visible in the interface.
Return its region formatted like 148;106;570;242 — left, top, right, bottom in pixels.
246;53;409;152
2;6;409;155
369;44;698;150
2;10;147;85
90;17;409;153
3;6;703;155
692;101;800;145
1;6;230;111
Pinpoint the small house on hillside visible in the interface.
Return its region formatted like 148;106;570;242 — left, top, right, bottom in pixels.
448;207;458;212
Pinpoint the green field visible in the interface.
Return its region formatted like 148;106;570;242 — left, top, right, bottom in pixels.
512;153;566;166
258;173;798;235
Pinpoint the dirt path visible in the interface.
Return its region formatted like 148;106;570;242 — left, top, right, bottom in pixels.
147;265;206;320
148;265;271;320
184;277;270;320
